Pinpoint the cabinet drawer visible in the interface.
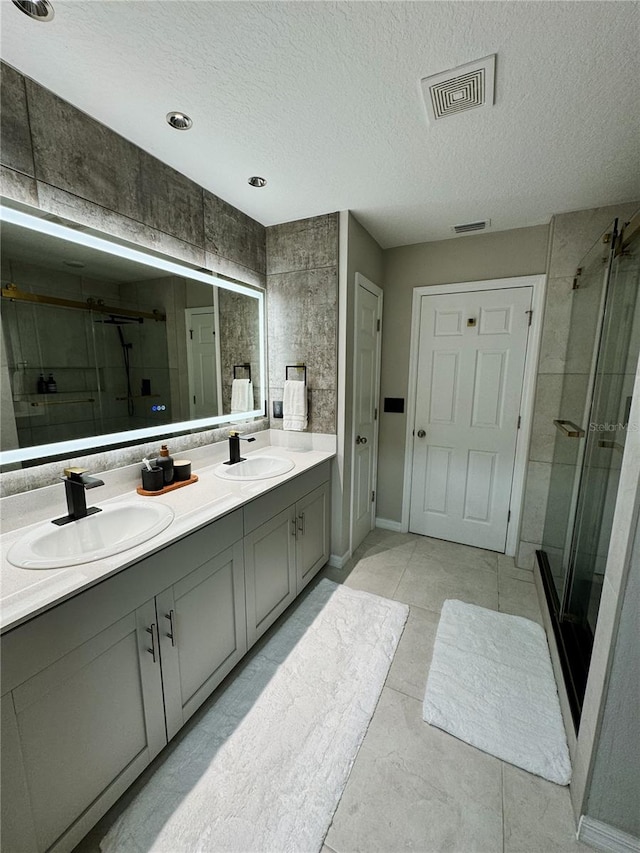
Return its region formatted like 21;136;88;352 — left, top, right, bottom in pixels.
243;460;330;535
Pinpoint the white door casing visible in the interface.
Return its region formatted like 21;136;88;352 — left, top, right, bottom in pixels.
409;285;533;552
351;274;383;552
185;306;223;419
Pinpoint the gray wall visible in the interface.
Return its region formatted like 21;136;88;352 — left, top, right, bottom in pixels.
516;201;640;568
266;214;339;434
586;514;640;838
333;212;384;558
377;225;549;524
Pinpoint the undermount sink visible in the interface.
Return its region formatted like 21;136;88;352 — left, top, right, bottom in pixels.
214;454;295;481
7;501;175;570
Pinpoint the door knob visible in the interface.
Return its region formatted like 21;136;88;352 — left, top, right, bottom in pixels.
416;429;426;438
356;435;368;445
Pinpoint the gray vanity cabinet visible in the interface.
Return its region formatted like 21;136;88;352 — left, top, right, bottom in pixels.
0;598;166;853
243;463;331;647
156;541;247;741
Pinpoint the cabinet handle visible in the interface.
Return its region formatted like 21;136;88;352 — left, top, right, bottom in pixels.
146;623;157;663
165;610;176;646
291;517;297;538
297;513;305;535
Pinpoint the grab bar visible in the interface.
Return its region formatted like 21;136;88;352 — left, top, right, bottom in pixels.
553;419;585;438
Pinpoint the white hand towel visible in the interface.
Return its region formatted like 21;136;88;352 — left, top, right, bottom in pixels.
231;378;253;413
283;380;308;431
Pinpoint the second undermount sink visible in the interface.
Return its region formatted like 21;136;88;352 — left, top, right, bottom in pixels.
7;501;175;570
214;454;295;481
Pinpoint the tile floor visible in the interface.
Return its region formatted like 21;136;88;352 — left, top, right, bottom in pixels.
76;529;590;853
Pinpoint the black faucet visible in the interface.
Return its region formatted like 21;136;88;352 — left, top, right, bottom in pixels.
225;430;256;465
52;468;105;526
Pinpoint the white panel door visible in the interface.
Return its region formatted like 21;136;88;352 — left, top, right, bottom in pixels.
351;278;382;550
409;286;532;551
186;307;222;418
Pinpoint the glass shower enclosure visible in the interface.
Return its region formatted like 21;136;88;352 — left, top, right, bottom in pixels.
538;212;640;724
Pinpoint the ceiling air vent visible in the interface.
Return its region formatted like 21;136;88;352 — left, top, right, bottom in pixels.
421;55;496;123
452;220;491;235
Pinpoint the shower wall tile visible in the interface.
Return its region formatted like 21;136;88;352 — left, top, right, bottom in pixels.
0;62;34;177
204;191;266;276
139;152;205;248
36;184;207;268
266;213;338;275
26;80;144;224
549;202;639;279
537;277;573;374
529;374;563;463
519;461;551;544
0;165;39;207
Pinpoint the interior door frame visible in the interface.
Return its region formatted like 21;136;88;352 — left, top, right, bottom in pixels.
350;273;383;553
401;275;546;556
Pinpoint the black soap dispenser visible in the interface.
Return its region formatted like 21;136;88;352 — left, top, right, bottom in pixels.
156;444;174;486
37;373;47;394
46;373;57;393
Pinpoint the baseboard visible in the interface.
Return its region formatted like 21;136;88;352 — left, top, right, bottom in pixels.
329;550;351;569
375;518;403;532
578;816;640;853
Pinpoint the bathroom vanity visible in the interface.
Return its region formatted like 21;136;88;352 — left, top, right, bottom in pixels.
0;447;332;853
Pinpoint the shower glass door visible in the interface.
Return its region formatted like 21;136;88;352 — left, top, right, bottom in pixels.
539;214;640;720
541;227;615;605
565;225;640;637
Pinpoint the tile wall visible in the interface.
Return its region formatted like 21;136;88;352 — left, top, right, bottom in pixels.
266;214;339;434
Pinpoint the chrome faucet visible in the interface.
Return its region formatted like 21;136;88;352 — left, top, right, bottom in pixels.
225;430;256;465
53;467;105;526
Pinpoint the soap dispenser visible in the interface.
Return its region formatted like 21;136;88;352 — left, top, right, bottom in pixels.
46;373;57;393
37;373;47;394
156;444;174;486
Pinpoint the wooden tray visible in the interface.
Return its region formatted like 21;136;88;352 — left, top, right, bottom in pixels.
136;473;198;496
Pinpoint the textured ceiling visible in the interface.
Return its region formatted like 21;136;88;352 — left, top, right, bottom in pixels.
1;1;639;248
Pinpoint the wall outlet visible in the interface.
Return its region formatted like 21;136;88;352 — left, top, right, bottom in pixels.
273;400;283;418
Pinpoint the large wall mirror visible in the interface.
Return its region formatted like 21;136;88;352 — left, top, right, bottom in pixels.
0;203;266;468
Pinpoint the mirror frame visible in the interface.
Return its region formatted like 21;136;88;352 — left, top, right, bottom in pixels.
0;204;267;466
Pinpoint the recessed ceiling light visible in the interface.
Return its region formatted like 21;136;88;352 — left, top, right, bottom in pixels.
248;177;267;188
12;0;55;21
166;112;193;131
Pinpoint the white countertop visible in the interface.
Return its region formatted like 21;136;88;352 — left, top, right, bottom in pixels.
0;440;334;635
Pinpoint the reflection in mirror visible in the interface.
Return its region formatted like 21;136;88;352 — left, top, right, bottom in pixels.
0;205;266;467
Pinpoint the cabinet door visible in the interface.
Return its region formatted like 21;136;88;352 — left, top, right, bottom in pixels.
244;506;297;647
295;480;331;593
8;599;165;853
156;542;247;741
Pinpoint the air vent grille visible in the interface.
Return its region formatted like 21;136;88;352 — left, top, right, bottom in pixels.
421;55;496;123
453;220;490;234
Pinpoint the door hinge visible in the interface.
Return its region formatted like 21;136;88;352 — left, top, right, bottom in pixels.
371;490;375;503
193;395;196;404
374;407;378;420
526;310;533;327
517;415;521;429
507;510;511;522
189;329;193;339
376;318;381;331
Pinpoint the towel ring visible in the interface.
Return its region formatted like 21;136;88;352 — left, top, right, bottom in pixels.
285;363;307;383
233;363;252;381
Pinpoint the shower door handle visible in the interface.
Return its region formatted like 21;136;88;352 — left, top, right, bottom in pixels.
553;419;585;438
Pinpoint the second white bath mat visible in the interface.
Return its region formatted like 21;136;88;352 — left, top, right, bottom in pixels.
423;599;571;785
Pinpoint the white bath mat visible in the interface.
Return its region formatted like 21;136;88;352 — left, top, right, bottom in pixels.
423;599;571;785
101;579;408;853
